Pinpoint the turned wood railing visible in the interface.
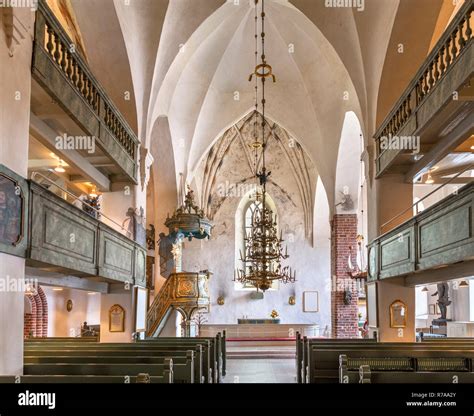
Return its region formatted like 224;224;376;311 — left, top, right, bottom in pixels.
33;0;138;162
374;1;473;158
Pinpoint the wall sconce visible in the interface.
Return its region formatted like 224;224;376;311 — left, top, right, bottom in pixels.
288;295;296;305
217;296;225;306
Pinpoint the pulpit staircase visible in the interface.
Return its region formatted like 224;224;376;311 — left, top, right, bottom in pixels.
146;271;211;337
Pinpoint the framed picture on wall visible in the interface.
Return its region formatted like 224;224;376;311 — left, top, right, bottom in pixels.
303;291;319;312
109;304;125;332
390;300;407;328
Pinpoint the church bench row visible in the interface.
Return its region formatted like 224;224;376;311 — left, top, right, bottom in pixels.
25;337;98;342
25;333;225;380
23;362;182;380
305;342;474;383
24;345;205;383
24;353;195;384
23;336;225;383
24;344;212;383
0;372;172;384
142;335;225;382
339;354;474;384
295;334;376;383
296;334;474;383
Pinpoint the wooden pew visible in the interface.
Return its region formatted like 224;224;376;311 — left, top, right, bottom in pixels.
307;342;474;383
295;335;376;383
339;354;474;383
25;342;206;383
24;361;179;379
24;346;199;384
0;372;172;383
24;352;195;384
24;334;225;383
142;337;220;382
25;337;98;342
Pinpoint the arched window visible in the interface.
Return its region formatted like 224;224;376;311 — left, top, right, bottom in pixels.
235;193;279;291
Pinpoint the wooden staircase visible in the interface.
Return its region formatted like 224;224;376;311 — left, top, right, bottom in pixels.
146;271;211;337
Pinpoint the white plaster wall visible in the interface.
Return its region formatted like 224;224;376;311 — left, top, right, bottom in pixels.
43;287;99;337
0;255;25;375
0;8;34;375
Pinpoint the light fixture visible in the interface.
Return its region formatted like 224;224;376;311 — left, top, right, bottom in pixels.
459;280;469;288
54;159;66;173
52;288;63;291
421;286;429;292
88;292;97;295
89;186;98;198
425;169;435;184
233;0;296;292
470;145;474;151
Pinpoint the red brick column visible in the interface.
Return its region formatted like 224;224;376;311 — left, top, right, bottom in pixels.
331;214;359;338
38;286;48;337
24;286;48;338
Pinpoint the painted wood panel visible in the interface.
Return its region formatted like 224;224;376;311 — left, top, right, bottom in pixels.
368;182;474;281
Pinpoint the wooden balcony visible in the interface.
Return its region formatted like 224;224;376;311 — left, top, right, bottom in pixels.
27;181;146;287
31;0;138;184
368;182;474;282
374;1;473;179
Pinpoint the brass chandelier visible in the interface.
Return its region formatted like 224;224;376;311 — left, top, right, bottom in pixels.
234;0;296;292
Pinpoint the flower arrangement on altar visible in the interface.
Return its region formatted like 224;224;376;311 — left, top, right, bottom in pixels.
270;310;279;319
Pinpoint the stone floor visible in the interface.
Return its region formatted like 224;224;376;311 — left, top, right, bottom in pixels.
222;358;296;383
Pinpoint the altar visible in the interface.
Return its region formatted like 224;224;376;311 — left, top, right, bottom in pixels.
237;319;280;324
199;323;319;338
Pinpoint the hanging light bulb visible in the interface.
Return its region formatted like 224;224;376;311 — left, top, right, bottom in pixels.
459;280;469;288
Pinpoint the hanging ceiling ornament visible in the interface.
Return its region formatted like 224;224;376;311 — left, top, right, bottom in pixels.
165;186;213;241
347;134;368;282
234;0;296;292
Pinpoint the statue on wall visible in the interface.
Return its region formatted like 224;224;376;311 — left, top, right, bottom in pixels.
123;207;146;247
432;282;451;320
146;224;155;251
158;232;185;278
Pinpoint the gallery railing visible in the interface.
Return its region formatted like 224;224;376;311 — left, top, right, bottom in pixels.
368;180;474;282
374;0;473;176
28;173;146;286
32;0;138;182
30;171;131;238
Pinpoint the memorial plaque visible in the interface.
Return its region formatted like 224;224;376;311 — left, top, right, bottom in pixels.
109;304;125;332
0;173;23;246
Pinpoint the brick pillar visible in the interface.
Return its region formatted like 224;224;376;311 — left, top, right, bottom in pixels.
331;214;359;338
38;286;48;337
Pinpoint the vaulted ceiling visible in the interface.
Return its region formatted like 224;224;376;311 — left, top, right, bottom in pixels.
61;0;457;208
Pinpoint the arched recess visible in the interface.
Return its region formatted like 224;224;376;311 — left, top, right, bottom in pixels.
24;286;48;338
334;112;365;218
334;110;368;277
